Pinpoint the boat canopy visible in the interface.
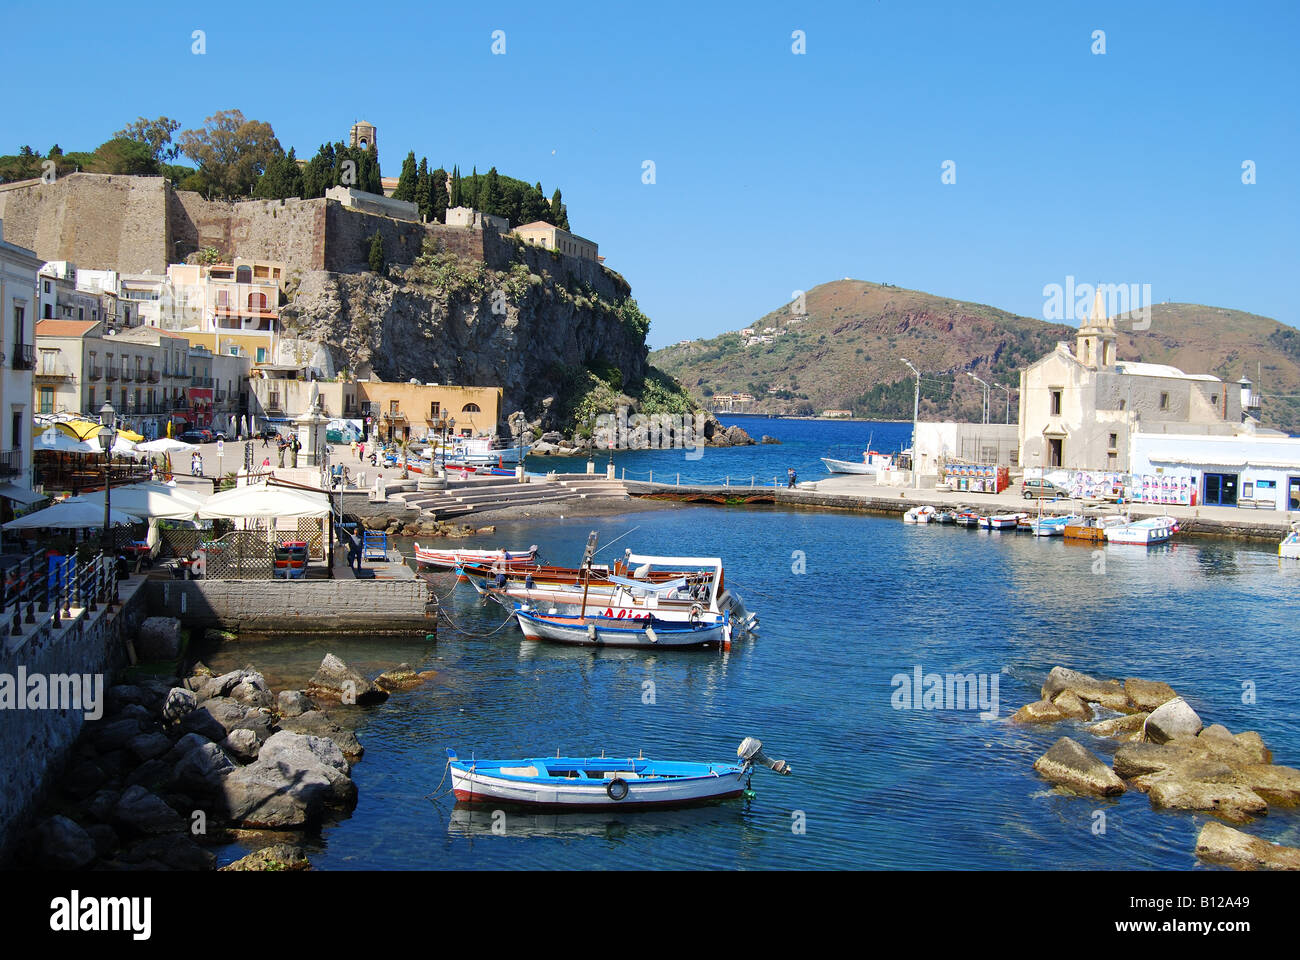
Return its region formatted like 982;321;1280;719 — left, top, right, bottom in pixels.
624;554;724;609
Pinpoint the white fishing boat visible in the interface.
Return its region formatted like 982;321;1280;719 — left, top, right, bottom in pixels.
446;737;791;809
413;543;538;569
1106;515;1179;545
1280;524;1300;559
822;448;893;475
979;513;1025;530
903;505;936;524
515;604;732;648
1028;514;1079;536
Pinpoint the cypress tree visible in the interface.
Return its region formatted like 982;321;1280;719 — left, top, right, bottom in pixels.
483;167;503;217
393;151;417;201
368;232;385;273
414;157;431;220
431;167;449;223
449;165;462;207
549;188;564;226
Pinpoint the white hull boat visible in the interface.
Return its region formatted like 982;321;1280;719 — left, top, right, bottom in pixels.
1280;529;1300;559
515;605;732;648
821;457;873;475
980;513;1025;530
1106;516;1179;545
1029;515;1080;536
903;505;936;524
446;737;790;809
413;543;538;569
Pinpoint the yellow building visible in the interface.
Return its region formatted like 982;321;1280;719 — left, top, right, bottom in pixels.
358;381;502;441
512;221;600;262
153;258;285;363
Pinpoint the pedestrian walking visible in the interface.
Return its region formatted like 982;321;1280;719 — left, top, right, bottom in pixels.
277;437;286;468
787;467;796;488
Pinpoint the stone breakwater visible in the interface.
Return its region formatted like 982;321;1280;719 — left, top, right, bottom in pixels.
1014;666;1300;870
13;630;433;871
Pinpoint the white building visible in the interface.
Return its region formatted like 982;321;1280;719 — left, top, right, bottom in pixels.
446;206;509;233
0;220;40;493
1129;432;1300;511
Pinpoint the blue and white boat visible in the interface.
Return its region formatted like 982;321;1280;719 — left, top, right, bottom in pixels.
447;737;790;809
1028;514;1080;537
514;603;732;648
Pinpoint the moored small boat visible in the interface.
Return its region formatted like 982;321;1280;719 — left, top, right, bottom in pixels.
1106;515;1179;545
1280;526;1300;559
903;505;936;524
933;511;956;525
954;511;981;527
414;543;539;569
447;737;791;809
1063;515;1127;542
515;604;732;648
1028;514;1079;536
979;513;1024;530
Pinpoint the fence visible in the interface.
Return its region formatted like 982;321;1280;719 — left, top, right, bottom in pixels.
0;549;117;635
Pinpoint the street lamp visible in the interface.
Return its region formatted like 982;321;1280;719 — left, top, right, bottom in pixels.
99;400;117;555
899;358;921;489
997;383;1014;424
967;372;990;424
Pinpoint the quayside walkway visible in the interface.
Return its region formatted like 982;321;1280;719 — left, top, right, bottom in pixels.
626;475;1295;543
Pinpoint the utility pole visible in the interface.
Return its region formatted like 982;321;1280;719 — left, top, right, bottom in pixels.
967;372;990;425
900;358;921;488
998;383;1013;424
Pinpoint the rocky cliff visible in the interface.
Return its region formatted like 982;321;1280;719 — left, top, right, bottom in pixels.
279;239;651;433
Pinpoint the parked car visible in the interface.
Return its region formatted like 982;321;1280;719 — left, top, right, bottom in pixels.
177;430;207;444
1022;478;1067;500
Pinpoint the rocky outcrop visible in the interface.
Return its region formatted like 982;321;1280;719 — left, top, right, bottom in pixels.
1143;697;1203;744
1032;738;1126;796
136;617;183;661
305;653;389;705
1195;822;1300;871
220;843;312;872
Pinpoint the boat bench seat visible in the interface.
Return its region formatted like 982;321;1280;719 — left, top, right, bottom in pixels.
499;765;540;777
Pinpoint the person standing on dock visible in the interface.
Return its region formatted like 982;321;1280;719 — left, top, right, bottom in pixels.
787;467;797;488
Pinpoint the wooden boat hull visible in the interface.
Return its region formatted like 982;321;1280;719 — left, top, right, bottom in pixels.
515;607;730;648
414;543;538;569
449;762;749;809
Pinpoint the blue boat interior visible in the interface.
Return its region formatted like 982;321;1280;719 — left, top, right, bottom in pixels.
447;750;739;782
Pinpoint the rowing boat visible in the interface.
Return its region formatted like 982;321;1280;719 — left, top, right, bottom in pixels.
413;543;538;569
446;737;791;809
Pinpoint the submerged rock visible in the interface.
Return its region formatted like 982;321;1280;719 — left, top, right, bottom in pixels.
1051;690;1093;720
1123;678;1178;712
1010;699;1066;724
1087;712;1149;739
1040;667;1130;712
1195;822;1300;871
374;663;423;691
1033;737;1126;796
277;690;314;718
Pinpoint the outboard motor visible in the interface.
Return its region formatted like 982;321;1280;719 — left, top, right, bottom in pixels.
738;737;792;776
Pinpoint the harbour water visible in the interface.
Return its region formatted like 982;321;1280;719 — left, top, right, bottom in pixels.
205;416;1300;869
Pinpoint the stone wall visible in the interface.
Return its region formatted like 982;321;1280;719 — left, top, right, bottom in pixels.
170;193;328;272
0;579;151;864
0;174;170;274
146;578;433;635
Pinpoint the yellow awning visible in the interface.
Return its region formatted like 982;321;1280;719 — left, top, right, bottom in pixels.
50;419;144;443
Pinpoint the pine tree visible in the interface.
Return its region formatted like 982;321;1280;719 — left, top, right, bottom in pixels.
414;157;431;221
393;151;417;201
368;232;385;274
252;147;303;199
431;167;449;223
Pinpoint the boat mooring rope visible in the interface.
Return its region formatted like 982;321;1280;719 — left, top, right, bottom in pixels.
436;603;520;639
425;758;455;802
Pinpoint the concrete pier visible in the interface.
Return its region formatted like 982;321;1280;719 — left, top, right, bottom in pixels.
626;476;1296;543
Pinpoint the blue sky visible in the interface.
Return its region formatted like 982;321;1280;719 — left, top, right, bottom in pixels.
3;1;1296;347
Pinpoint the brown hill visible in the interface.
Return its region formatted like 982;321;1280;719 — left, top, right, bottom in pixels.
652;280;1300;433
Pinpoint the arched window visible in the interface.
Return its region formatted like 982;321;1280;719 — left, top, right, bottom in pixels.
248;292;267;311
461;403;481;413
235;265;252;283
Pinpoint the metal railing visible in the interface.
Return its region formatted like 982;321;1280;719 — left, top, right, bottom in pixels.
0;450;21;478
12;344;36;370
1;550;116;635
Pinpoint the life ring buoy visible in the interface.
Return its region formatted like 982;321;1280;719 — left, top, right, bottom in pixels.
607;777;629;801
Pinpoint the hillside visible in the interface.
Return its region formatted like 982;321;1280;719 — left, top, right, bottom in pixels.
652;281;1300;433
651;281;1071;423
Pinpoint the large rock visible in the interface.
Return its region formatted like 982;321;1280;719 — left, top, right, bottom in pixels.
228;672;275;710
91;717;145;752
170;742;237;800
1087;712;1149;739
305;653;388;705
126;732;172;763
277;710;363;761
31;815;97;869
121;834;215;871
181;697;274;742
1237;764;1300;807
222;729;261;761
277;690;314;718
220;732;356;828
113;785;184;835
1195;822;1300;871
374;663;423;691
1144;779;1267;824
1124;678;1178;712
1051;690;1093;720
1010;699;1066;724
105;684;157;713
162;687;198;722
1114;741;1196;779
1040;667;1130;712
137;617;183;661
1143;697;1203;744
1032;737;1126;796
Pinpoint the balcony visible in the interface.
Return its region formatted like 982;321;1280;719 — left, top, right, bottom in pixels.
11;345;35;371
104;366;120;381
89;364;103;380
191;376;214;388
171;398;189;411
0;450;22;478
147;370;160;383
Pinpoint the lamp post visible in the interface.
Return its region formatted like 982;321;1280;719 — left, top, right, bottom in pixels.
967;372;990;424
997;383;1013;424
99;400;117;555
446;418;456;476
899;358;921;488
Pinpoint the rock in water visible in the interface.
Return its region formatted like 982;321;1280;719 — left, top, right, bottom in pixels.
1195;822;1300;871
1087;712;1149;739
1144;697;1203;744
113;785;184;835
1040;667;1130;711
136;617;182;661
221;844;312;871
1144;779;1266;824
277;690;314;718
1123;678;1178;712
1010;699;1066;724
306;653;388;705
1033;737;1126;796
1051;690;1093;720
